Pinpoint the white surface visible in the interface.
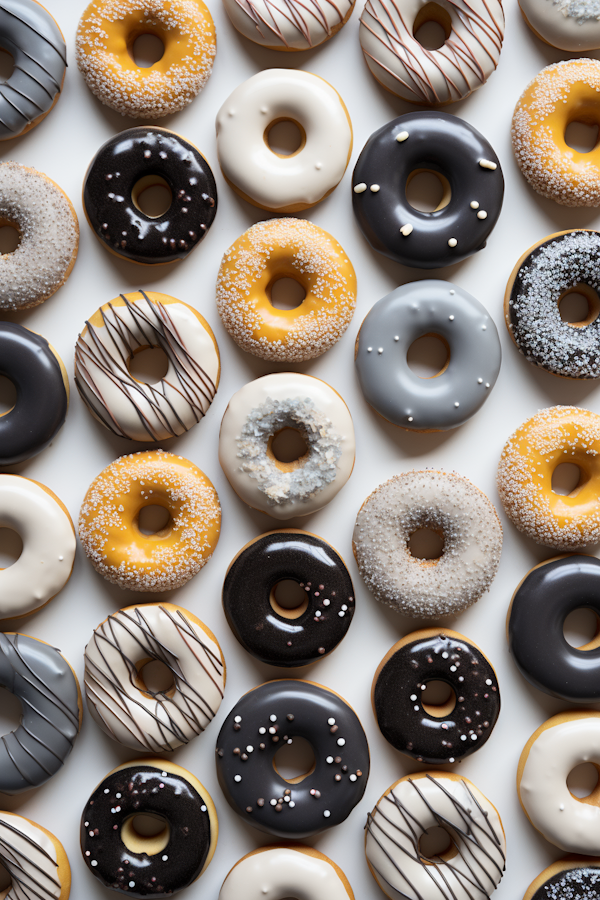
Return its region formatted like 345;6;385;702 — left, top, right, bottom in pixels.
0;1;599;898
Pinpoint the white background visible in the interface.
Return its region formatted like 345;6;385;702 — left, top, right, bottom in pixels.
1;0;600;897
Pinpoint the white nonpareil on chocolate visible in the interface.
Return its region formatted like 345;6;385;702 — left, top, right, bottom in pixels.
0;812;63;900
219;847;351;900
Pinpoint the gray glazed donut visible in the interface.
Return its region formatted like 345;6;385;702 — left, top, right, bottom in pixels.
355;281;501;431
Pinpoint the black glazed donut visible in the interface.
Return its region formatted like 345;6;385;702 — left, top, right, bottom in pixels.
83;126;217;266
0;322;68;466
372;629;500;764
222;529;355;667
215;680;370;839
352;112;504;269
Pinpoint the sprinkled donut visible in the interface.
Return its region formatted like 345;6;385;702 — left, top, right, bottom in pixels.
219;373;355;520
223;0;355;49
0;811;71;899
523;858;600;900
76;0;216;119
519;0;600;50
216;218;356;362
353;471;503;618
497;406;600;549
352;112;504;269
75;290;219;441
219;846;355;900
215;679;370;839
355;280;501;431
78;450;221;592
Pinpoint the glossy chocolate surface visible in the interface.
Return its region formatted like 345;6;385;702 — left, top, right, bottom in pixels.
532;865;600;900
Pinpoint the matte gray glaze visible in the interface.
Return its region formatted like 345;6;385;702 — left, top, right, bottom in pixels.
355;280;501;431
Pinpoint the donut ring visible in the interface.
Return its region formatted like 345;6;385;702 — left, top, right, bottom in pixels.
78;450;221;592
216;218;357;363
519;0;600;51
0;811;71;899
219;846;355;900
353;471;503;618
523;857;600;900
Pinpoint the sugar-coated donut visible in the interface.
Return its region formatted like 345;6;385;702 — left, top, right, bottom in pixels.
366;772;506;900
497;406;600;549
76;0;216;119
216;218;356;362
519;0;600;51
84;603;225;752
81;758;218;897
219;846;355;900
353;471;503;618
523;858;600;900
216;679;370;839
216;69;352;213
79;450;221;592
75;290;219;441
0;811;71;899
223;0;355;49
219;373;355;520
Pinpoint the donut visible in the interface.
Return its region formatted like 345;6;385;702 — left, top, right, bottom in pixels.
359;0;504;105
75;290;220;441
372;628;500;765
222;0;354;49
216;218;357;362
497;406;600;549
353;471;503;617
75;0;216;119
83;126;217;266
222;529;355;667
0;632;81;794
0;811;71;899
0;322;69;465
78;450;221;592
365;772;506;900
215;679;370;839
355;280;501;431
352;112;504;269
219;373;355;520
519;0;600;51
512;60;600;207
81;758;218;897
216;69;352;213
219;846;355;900
523;858;600;900
0;161;78;310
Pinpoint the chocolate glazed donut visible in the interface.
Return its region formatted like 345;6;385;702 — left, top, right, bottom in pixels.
222;530;355;667
83;126;217;265
352;111;504;269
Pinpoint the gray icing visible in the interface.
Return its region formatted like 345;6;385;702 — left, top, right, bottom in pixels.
355;280;501;431
0;633;80;794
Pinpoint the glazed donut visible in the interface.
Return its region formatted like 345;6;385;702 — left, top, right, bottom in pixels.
215;679;370;839
75;290;219;441
359;0;504;105
519;0;600;50
513;60;600;207
84;603;225;752
497;406;600;549
78;450;221;592
222;529;355;667
0;632;81;794
219;846;355;900
222;0;355;49
0;811;71;899
76;0;216;119
83;126;217;266
0;161;78;310
352;112;504;269
216;218;357;362
355;280;501;431
523;858;600;900
216;69;352;213
372;629;500;765
219;373;355;520
0;322;69;465
81;758;218;897
353;471;503;617
366;772;506;900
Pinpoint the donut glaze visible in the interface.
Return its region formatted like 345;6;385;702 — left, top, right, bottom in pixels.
524;858;600;900
83;127;217;265
223;0;355;49
222;530;355;667
219;846;354;900
352;112;504;269
0;812;71;900
519;0;600;51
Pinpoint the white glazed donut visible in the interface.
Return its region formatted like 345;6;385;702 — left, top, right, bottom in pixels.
84;603;225;753
215;69;352;213
219;846;354;900
0;475;75;621
219;373;355;520
222;0;355;49
519;0;600;51
0;810;71;899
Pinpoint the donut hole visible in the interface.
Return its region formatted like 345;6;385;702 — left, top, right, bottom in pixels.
413;3;452;49
421;680;456;718
563;608;600;650
408;528;444;561
270;580;309;619
135;658;176;697
418;825;458;863
121;813;170;855
407;333;450;378
268;276;306;311
0;224;20;255
567;762;600;800
0;49;14;84
268;428;309;471
136;505;172;537
0;861;10;894
558;284;600;328
129;33;165;68
265;119;306;158
0;375;16;415
132;175;172;218
129;346;169;384
551;463;589;498
565;121;599;154
272;736;316;783
406;169;451;213
0;687;22;735
0;527;23;569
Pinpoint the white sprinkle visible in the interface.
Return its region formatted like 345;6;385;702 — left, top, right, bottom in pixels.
104;789;109;794
338;611;345;617
471;734;477;740
270;714;277;722
234;775;242;782
485;679;492;685
270;799;277;806
454;402;460;408
349;774;357;781
91;860;98;867
269;727;276;734
370;184;380;192
450;665;457;672
479;159;497;170
477;210;488;219
461;734;467;741
337;738;346;746
328;718;336;725
410;694;417;701
259;727;266;734
378;347;384;354
449;290;455;295
396;131;409;142
400;223;413;237
162;855;168;861
394;335;399;341
84;822;89;828
353;183;367;193
470;201;479;209
482;325;487;330
421;684;427;690
323;810;331;817
162;772;167;777
478;378;483;384
408;416;414;422
414;705;420;711
115;793;121;799
234;715;242;723
315;610;321;617
442;652;449;659
560;803;565;811
449;757;455;763
448;238;458;247
326;756;334;763
367;346;373;352
289;801;295;808
485;382;490;388
315;162;322;170
323;599;330;606
449;315;455;321
246;745;254;752
341;605;347;611
201;805;206;812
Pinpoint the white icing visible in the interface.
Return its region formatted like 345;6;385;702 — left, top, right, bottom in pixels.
219;847;350;900
222;0;354;49
0;812;62;900
520;0;600;51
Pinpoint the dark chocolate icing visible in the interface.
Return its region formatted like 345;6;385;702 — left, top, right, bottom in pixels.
352;111;504;269
373;631;500;764
222;531;355;667
532;864;600;900
215;679;369;839
83;127;217;265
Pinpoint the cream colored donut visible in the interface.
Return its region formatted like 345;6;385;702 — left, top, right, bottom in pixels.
219;846;355;900
519;0;600;51
222;0;355;49
0;811;71;899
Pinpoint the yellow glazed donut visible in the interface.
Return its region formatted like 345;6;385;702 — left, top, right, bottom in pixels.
75;0;216;119
216;218;357;362
497;406;600;549
79;450;221;592
512;59;600;207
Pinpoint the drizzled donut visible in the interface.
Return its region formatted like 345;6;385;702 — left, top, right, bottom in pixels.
0;811;71;899
219;846;355;900
223;0;355;49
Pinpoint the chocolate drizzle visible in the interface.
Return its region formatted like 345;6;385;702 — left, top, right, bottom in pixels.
231;0;348;46
0;813;62;899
